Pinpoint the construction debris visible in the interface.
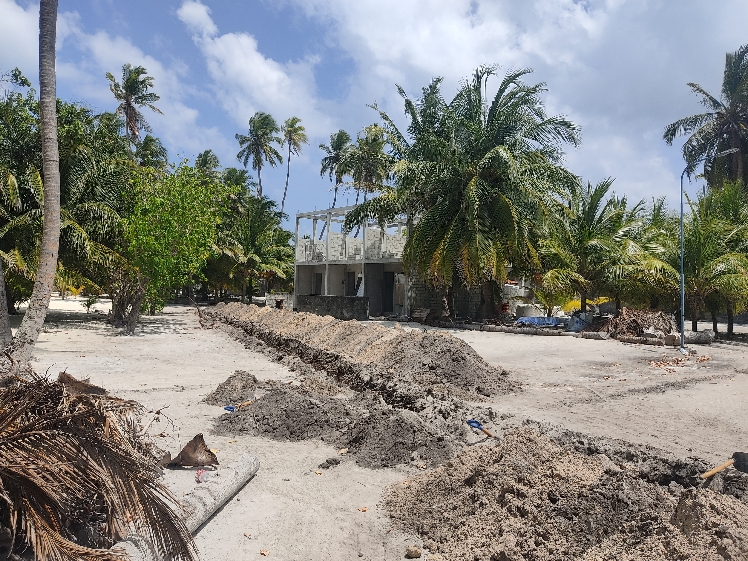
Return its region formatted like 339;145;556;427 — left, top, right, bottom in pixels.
602;307;673;339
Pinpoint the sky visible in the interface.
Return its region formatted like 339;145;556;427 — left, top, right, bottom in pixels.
1;0;747;230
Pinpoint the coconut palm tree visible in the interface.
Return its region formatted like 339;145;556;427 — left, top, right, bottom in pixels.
235;112;283;198
280;116;308;215
223;195;293;302
540;179;643;313
664;44;748;184
348;67;580;317
9;0;62;365
106;63;163;142
318;129;352;238
676;192;748;331
319;129;352;207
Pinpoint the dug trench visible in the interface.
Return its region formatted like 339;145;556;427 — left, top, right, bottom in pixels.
203;303;748;559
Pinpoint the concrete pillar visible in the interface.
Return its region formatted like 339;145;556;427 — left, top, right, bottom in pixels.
361;221;366;296
324;212;331;295
294;216;300;309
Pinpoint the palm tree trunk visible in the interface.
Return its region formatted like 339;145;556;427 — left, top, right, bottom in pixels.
241;279;247;304
730;129;744;181
256;166;263;198
11;0;61;365
580;290;587;314
691;305;699;332
319;182;340;240
710;306;718;334
727;300;734;338
0;260;12;347
281;145;291;214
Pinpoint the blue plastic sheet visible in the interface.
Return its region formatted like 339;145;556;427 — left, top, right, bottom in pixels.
514;316;560;327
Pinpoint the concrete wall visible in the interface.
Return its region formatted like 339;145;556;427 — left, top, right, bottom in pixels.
327;265;346;296
296;295;369;321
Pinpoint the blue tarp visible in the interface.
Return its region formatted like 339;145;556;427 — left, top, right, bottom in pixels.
514;316;560;327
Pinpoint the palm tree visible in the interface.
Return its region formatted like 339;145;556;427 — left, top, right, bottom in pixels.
222;195;293;302
677;193;748;331
318;129;352;238
319;129;352;206
540;179;642;313
135;134;168;168
664;45;748;184
280;116;308;214
348;67;580;318
235;112;283;198
106;63;163;142
9;0;62;365
340;124;393;204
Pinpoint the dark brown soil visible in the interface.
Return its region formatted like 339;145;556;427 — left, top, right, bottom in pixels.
213;386;353;443
203;370;259;406
386;428;748;560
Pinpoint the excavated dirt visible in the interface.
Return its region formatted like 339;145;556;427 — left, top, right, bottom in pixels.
212;383;472;469
203;303;518;405
386;427;748;561
203;370;259;406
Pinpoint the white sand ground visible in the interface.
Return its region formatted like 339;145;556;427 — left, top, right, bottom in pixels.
16;297;748;560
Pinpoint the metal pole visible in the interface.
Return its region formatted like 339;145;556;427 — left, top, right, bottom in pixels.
679;169;687;354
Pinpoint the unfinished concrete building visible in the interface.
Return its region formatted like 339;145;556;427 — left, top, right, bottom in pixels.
294;206;537;320
294;206;409;319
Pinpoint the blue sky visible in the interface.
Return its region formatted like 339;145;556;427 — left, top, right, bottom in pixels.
2;0;748;230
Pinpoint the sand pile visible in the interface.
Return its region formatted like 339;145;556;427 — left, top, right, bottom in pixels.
214;386;354;443
204;303;517;403
386;427;748;560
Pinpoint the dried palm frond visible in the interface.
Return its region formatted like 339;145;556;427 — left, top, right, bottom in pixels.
0;375;198;561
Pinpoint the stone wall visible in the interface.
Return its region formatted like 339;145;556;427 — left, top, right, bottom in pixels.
296;295;370;321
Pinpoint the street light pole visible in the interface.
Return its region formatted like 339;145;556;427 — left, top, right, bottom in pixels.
679;167;687;354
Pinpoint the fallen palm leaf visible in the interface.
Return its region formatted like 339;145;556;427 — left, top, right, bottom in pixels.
0;374;198;561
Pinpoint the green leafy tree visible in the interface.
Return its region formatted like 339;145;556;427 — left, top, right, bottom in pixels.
280;116;308;214
664;44;748;184
106;63;163;141
135;134;168;168
112;163;235;331
235;111;282;198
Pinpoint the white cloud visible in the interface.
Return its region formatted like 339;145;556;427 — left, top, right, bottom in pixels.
0;0;38;78
177;0;332;137
284;0;748;205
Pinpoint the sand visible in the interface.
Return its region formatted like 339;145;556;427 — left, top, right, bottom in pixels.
24;298;748;560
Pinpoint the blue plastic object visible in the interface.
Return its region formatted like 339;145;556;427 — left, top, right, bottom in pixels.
466;419;483;430
224;405;236;412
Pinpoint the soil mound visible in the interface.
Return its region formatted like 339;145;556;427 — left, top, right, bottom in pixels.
347;408;457;469
214;387;353;443
385;428;748;560
204;303;517;402
211;382;478;468
203;370;259;406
